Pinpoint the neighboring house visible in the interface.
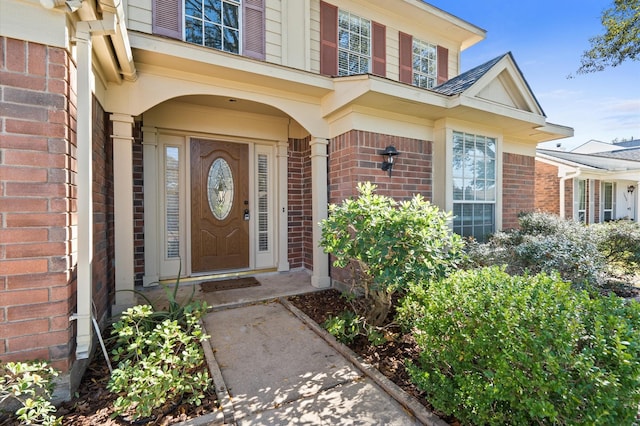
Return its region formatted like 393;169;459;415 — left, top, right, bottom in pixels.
0;0;572;397
536;140;640;223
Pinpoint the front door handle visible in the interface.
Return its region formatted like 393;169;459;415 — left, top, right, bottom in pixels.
243;209;250;221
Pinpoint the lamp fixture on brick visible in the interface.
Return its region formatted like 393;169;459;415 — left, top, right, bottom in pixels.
380;145;400;177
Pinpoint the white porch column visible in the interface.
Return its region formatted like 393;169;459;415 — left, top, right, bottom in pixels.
111;114;136;311
277;141;290;272
635;181;639;223
310;137;330;288
142;127;159;286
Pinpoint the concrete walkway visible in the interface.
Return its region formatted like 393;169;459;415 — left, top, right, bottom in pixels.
138;270;446;425
203;301;430;425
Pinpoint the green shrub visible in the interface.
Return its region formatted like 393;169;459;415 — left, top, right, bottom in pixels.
403;267;640;425
323;310;363;344
592;219;640;275
465;212;605;289
320;182;464;326
107;302;212;420
0;361;60;426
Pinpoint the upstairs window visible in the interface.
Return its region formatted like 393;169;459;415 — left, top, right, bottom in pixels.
153;0;265;60
185;0;240;53
412;38;437;89
337;10;371;76
320;1;385;77
399;32;448;87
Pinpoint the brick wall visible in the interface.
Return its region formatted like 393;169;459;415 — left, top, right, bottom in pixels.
133;141;144;286
593;180;601;223
92;97;114;325
502;152;535;230
534;160;560;215
288;136;312;270
327;130;432;284
328;130;432;203
565;178;574;220
0;37;77;371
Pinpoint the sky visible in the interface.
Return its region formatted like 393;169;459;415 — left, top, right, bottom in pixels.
425;0;640;150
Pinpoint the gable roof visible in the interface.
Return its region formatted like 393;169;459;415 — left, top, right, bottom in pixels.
431;52;546;117
593;147;640;162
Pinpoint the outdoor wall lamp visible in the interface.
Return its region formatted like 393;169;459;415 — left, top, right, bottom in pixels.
380;145;400;177
628;185;636;194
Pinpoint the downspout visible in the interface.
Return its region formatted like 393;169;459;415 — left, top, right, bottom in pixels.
559;169;580;219
71;14;116;359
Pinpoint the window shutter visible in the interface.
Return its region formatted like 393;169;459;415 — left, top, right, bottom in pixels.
152;0;182;39
437;45;449;84
320;1;338;76
371;21;386;77
243;0;266;60
398;31;412;84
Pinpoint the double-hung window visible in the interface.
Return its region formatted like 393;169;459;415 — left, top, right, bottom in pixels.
337;10;371;76
412;38;437;89
185;0;240;53
452;131;496;241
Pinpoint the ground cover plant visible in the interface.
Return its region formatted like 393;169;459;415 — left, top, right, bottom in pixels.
399;267;640;425
0;361;60;426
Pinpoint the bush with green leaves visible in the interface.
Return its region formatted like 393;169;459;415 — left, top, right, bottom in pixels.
107;300;212;421
465;211;605;289
592;219;640;275
320;182;464;326
0;361;60;426
401;267;640;425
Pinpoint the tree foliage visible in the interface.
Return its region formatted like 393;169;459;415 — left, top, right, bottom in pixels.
576;0;640;74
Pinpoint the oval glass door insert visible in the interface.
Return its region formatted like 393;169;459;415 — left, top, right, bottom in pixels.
207;158;234;220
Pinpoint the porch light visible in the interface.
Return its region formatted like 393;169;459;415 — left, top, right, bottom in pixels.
628;185;636;194
380;145;400;177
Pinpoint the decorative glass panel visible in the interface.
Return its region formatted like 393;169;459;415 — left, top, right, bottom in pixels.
165;147;180;258
257;154;269;252
207;158;234;220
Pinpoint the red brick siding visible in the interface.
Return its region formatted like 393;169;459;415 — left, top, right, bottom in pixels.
288;137;313;270
534;160;560;215
502;152;535;230
0;38;77;371
565;179;574;219
133;140;144;286
92;98;115;325
593;180;601;223
327;130;432;284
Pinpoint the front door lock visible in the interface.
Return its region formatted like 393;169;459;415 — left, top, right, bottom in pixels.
243;209;250;221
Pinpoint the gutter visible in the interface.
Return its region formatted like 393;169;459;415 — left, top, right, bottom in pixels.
99;0;137;81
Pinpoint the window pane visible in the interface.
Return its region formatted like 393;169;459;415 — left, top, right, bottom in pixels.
204;0;221;23
186;0;202;18
223;2;238;28
337;9;370;76
223;28;239;53
185;17;203;45
204;23;221;49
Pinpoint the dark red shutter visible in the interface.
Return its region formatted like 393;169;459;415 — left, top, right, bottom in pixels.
320;1;338;76
243;0;265;60
372;21;386;77
437;45;449;84
398;31;412;84
152;0;182;39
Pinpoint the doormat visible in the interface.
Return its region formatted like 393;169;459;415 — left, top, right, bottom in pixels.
200;276;261;292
